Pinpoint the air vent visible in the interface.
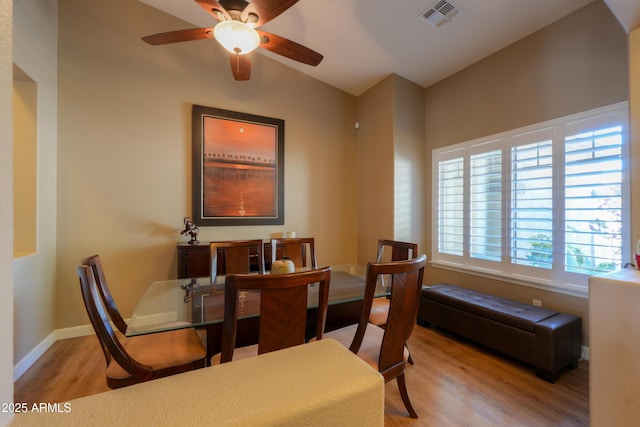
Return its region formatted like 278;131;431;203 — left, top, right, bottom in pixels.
420;0;462;28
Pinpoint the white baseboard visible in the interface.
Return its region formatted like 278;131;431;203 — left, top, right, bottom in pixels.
581;345;590;361
55;324;95;340
13;324;94;381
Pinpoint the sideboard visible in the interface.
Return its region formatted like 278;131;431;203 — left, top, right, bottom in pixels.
177;243;211;278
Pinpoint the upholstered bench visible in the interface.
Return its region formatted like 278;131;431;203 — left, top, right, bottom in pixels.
9;339;384;426
417;284;582;383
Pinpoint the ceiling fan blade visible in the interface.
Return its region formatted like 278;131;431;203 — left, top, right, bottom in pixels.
229;54;251;80
241;0;299;27
195;0;231;21
258;31;323;66
142;28;214;45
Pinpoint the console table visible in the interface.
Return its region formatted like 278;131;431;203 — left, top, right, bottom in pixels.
177;243;210;278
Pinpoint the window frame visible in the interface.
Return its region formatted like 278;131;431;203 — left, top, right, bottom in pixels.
431;102;630;298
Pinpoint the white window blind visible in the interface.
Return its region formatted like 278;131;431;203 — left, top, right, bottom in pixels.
510;136;553;270
437;157;464;256
431;102;629;295
564;123;623;275
470;150;502;261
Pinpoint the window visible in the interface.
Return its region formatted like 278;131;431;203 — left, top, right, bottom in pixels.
432;103;629;295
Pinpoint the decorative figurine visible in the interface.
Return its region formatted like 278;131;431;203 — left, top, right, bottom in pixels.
180;217;200;245
181;277;199;303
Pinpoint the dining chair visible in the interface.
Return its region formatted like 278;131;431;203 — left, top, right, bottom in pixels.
81;254;128;335
81;254;195;333
211;266;331;364
210;240;265;284
323;255;427;418
269;237;317;269
369;239;419;327
76;264;207;389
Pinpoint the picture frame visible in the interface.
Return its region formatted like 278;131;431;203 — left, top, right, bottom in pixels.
191;105;284;226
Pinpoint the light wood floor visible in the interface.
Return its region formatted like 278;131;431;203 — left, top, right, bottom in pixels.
14;324;588;426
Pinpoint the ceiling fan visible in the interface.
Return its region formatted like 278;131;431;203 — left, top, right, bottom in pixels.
142;0;323;81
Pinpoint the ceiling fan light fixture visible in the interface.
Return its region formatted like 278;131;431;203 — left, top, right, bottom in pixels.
214;20;260;55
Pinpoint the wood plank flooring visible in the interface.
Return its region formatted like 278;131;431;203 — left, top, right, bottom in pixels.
14;324;589;426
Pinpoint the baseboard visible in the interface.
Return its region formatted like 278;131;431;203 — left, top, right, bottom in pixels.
13;331;56;382
13;324;94;381
581;345;590;361
55;324;95;340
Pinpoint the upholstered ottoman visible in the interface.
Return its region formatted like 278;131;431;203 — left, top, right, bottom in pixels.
9;339;384;426
417;284;582;383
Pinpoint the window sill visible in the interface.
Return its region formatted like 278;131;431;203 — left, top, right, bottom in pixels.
429;260;589;299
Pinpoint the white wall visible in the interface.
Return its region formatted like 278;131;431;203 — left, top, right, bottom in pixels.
0;0;14;424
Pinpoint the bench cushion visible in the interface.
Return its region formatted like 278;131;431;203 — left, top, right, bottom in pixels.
423;284;559;332
10;339;384;427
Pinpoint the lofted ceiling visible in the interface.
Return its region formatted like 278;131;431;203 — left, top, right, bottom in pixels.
139;0;639;96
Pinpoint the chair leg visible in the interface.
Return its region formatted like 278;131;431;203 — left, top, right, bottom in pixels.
397;372;418;418
407;343;414;365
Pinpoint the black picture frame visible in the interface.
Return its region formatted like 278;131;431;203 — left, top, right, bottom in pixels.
191;105;284;226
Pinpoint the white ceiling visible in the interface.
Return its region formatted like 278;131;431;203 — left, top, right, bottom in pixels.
139;0;639;96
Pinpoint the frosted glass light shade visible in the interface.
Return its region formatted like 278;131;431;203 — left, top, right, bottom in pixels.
214;21;261;55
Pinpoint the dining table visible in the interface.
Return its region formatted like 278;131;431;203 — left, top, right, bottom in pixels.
126;264;388;362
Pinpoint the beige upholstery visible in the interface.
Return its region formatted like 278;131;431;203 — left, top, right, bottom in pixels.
368;298;391;327
107;329;206;380
10;339;384;427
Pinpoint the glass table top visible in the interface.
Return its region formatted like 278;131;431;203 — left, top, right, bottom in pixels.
126;264;388;336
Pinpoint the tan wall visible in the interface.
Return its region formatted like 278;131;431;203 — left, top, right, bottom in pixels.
12;0;58;366
356;75;426;264
357;76;395;264
423;0;629;347
55;0;358;329
392;77;425;253
0;0;14;420
13;76;37;256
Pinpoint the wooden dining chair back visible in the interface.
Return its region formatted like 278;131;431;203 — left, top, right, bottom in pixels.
270;237;317;269
210;240;265;284
376;239;419;263
218;266;331;364
369;240;419;327
80;254;128;335
324;255;427;418
76;265;206;389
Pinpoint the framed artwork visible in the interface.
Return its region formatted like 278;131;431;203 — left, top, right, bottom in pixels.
191;105;285;226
